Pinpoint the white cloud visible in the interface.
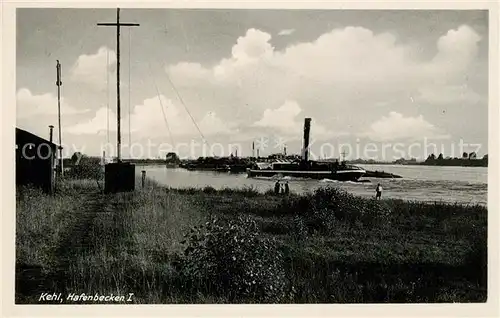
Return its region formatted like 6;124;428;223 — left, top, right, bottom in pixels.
433;25;482;70
66;94;236;139
254;100;302;130
67;107;117;135
198;111;235;135
278;28;295;36
231;28;275;61
361;111;450;142
129;95;235;138
16;88;88;118
70;46;116;90
253;100;337;139
417;84;483;105
164;24;484;141
16;88;91;144
420;24;483;102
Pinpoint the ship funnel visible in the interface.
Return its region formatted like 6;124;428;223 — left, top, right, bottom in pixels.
302;118;311;162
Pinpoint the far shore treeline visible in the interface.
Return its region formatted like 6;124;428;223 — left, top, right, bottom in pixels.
62;151;488;168
347;152;488;167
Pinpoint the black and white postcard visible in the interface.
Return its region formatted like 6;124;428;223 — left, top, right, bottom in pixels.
2;1;499;317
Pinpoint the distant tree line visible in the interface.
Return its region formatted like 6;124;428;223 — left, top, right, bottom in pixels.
422;152;488;167
346;153;488;167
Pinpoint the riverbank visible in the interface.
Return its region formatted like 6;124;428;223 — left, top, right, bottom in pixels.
16;178;487;303
347;158;488;167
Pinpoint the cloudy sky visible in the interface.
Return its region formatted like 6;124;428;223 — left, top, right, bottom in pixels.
16;9;488;160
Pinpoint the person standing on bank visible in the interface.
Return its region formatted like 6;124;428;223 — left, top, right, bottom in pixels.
274;181;281;195
284;181;290;195
375;183;382;200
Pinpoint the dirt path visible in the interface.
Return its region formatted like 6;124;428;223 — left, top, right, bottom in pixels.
16;189;131;302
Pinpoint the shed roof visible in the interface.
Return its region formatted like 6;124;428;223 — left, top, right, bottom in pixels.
16;127;57;148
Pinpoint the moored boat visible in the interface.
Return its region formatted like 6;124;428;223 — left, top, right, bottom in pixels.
246;118;366;181
247;160;366;181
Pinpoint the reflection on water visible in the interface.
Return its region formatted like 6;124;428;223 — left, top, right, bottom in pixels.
137;164;488;206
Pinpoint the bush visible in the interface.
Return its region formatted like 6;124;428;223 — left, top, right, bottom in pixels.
291;214;308;242
65;156;103;181
180;215;290;303
282;187;394;236
359;199;392;227
280;194;312;215
202;186;217;194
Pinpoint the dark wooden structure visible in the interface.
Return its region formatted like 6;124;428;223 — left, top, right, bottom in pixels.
104;162;135;193
16;128;57;194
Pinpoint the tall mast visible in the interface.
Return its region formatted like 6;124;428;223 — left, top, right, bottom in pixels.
98;8;139;162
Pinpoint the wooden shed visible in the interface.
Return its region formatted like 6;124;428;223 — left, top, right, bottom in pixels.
16;128;57;194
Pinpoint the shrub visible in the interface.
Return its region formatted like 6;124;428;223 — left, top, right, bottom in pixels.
277;194;311;216
202;186;217;194
65;156;103;181
284;187;394;235
304;207;336;234
296;188;354;233
291;214;308;242
312;187;356;213
180;215;289;303
360;199;392;227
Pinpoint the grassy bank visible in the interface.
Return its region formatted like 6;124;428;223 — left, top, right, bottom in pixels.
16;178;487;303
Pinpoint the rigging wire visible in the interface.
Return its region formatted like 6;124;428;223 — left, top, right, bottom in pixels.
148;63;175;147
155;24;210;155
164;70;208;147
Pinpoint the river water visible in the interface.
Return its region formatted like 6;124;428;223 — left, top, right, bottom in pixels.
137;164;488;205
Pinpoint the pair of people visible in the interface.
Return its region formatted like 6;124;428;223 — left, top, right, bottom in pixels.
274;180;290;195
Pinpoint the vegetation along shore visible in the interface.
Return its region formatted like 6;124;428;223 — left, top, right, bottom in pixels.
16;159;487;303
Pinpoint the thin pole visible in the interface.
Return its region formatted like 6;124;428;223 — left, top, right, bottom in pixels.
128;28;131;147
116;8;121;162
49;125;54;143
106;48;110;144
56;60;64;177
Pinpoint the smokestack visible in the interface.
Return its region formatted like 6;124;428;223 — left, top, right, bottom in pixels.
257;148;260;158
252;141;255;157
302;118;311;162
49;125;54;143
284;145;287;156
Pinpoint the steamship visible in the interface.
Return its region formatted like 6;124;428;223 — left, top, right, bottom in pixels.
246;118;366;181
